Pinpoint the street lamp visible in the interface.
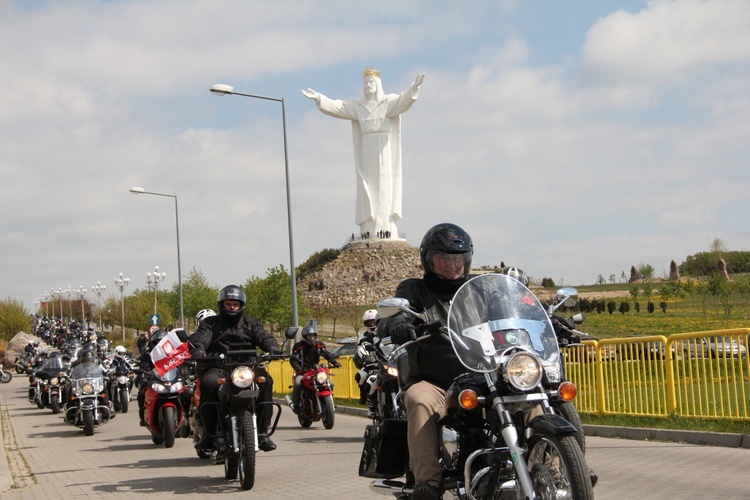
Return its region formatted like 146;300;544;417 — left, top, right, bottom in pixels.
92;281;106;332
55;288;63;321
130;187;184;328
210;83;298;326
77;285;87;324
65;286;73;322
115;273;130;342
146;265;166;316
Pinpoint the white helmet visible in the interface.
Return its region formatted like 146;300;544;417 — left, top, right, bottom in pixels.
195;309;217;324
114;345;127;359
362;309;378;331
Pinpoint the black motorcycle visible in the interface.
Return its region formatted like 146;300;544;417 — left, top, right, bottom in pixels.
35;355;68;414
364;273;594;499
190;339;289;491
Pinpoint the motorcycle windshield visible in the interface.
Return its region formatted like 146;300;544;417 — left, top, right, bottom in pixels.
41;357;64;372
70;362;104;380
152;367;179;382
447;273;560;374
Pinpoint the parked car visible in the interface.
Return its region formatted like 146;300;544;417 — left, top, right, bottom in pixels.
681;336;747;359
330;337;357;358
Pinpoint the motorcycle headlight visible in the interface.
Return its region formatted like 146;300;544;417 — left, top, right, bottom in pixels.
170;381;184;392
231;366;254;388
315;371;329;384
384;364;398;377
504;352;543;391
81;382;95;395
50;377;59;385
151;382;169;393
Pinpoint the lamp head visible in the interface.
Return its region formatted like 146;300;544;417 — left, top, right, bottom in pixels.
210;84;234;96
130;187;145;194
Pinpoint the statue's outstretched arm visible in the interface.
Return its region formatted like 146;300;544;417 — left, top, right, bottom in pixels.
301;88;320;100
411;73;425;89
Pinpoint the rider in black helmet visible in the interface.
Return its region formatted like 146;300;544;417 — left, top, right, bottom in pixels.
377;222;474;500
289;325;340;413
190;285;282;452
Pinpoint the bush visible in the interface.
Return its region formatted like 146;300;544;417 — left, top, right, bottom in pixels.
541;277;556;288
0;298;32;341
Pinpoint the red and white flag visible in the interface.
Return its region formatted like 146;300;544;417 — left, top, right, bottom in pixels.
150;329;191;376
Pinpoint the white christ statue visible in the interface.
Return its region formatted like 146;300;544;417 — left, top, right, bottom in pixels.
302;68;425;239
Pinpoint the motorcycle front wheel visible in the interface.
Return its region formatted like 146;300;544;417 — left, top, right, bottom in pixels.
51;394;60;415
238;410;256;490
526;434;593;500
119;389;129;414
0;370;12;383
322;395;335;430
83;409;95;436
162;406;176;448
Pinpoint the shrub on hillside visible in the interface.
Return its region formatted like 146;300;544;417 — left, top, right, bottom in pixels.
0;298;31;341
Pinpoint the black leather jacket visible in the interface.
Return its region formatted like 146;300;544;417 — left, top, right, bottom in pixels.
378;274;471;390
190;314;279;355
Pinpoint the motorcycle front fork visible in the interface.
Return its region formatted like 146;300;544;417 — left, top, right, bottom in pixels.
227;412;259;453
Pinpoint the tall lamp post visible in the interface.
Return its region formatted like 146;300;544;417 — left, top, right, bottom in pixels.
77;285;87;324
65;286;73;322
92;281;106;332
146;265;166;316
210;83;298;327
56;288;64;321
130;187;184;328
115;273;130;342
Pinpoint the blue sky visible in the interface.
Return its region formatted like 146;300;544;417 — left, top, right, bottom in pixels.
2;0;749;312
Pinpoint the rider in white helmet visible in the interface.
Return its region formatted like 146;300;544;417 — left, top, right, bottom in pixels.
194;309;217;331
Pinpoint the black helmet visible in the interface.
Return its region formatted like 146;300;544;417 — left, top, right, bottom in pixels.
149;329;168;351
80;350;95;363
301;325;318;345
217;285;246;320
419;223;473;276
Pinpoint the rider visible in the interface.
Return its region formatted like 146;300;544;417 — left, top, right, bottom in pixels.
376;223;474;500
190;285;282;452
354;309;380;415
194;308;217;330
136;329;164;426
289;325;341;414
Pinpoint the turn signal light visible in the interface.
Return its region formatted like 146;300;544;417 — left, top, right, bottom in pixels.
458;389;479;410
218;378;227;385
257;376;267;384
558;381;577;402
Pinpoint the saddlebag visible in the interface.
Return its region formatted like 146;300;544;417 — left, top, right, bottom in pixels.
358;418;408;479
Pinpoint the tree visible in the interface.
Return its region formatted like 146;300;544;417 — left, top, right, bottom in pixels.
244;265;309;333
168;267;218;329
0;298;32;341
638;264;655;280
597;274;605;285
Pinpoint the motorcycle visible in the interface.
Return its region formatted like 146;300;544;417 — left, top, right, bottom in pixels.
286;363;336;429
35;355;68;414
0;364;12;383
15;351;34;374
365;273;594;499
354;338;403;422
141;367;186;448
189;339;289;491
64;360;112;435
107;361;135;414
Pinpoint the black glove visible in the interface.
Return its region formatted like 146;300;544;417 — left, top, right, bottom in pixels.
332;361;341;369
389;319;417;345
192;349;206;358
271;348;283;356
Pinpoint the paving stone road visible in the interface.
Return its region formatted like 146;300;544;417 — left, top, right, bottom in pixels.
2;373;749;499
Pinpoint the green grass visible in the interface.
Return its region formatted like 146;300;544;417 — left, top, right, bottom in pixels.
580;413;750;435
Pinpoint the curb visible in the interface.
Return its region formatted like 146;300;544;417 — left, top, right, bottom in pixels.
279;399;750;449
583;424;750;449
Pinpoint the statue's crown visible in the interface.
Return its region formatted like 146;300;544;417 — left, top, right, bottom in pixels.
363;67;381;78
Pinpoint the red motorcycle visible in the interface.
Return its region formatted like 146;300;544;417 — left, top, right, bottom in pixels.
142;367;186;448
290;364;335;429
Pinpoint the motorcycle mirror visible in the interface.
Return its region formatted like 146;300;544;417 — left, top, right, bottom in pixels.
571;312;585;325
377;297;419;319
285;326;300;340
554;287;579;308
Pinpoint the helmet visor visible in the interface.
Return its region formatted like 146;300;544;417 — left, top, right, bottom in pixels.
425;250;471;278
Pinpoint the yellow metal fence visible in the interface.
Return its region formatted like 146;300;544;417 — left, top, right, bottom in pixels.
565;328;750;420
268;328;750;420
